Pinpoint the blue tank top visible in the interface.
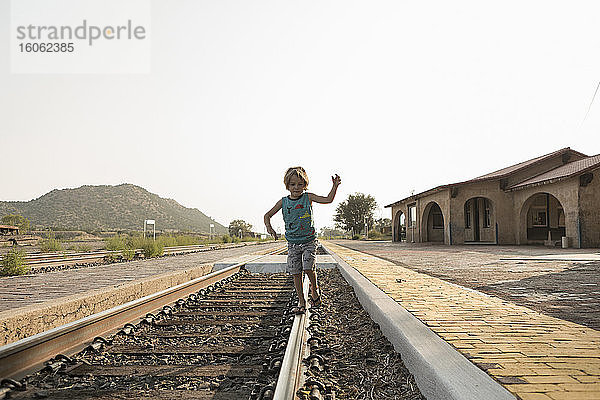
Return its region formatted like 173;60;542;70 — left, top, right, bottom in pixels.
282;192;316;244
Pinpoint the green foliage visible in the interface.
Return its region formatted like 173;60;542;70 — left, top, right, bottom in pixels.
175;235;201;246
141;238;163;258
352;234;361;240
365;230;391;240
39;233;63;252
334;193;378;236
319;226;347;239
76;244;92;252
122;248;135;261
221;235;233;243
104;235;127;251
228;220;253;238
1;214;30;232
1;249;29;276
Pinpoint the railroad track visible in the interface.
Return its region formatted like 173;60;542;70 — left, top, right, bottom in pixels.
0;248;312;399
1;242;269;272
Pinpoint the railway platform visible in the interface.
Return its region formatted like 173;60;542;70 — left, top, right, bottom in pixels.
323;240;600;400
0;242;282;346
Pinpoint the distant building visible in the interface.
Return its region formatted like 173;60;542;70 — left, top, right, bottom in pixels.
0;225;19;235
385;148;600;248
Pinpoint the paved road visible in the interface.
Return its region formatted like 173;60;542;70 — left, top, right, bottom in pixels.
332;240;600;330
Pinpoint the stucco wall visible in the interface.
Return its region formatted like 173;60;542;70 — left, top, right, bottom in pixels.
578;169;600;248
388;165;597;248
512;179;579;247
448;181;514;244
420;191;450;244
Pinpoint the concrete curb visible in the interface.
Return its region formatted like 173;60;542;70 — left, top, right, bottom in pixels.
0;263;213;346
326;248;516;400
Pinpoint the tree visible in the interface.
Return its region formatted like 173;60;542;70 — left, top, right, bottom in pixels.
319;226;347;238
1;214;30;232
228;219;253;238
334;193;377;235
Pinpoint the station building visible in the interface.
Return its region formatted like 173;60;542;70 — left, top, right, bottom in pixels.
385;147;600;248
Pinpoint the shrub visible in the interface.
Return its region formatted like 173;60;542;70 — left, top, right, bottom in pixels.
221;235;232;243
40;233;63;252
1;249;29;276
77;244;92;252
175;235;200;246
352;234;361;240
122;248;135;261
104;235;126;251
156;235;177;248
141;238;163;258
126;234;146;250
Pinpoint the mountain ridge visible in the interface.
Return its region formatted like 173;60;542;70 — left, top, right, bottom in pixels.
0;183;227;233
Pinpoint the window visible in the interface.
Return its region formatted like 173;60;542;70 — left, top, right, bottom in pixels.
532;209;547;227
408;205;416;227
483;199;491;228
464;200;471;229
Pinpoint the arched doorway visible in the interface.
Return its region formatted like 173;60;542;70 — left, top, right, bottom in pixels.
464;197;495;243
520;193;566;243
393;211;406;242
422;202;444;242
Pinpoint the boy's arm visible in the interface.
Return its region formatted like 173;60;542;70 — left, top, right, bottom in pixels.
308;174;341;204
264;199;283;240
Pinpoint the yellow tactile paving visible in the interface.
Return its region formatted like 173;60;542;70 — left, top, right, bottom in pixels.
323;241;600;400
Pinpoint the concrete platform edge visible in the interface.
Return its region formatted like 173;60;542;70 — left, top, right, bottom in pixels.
0;263;213;346
325;247;516;400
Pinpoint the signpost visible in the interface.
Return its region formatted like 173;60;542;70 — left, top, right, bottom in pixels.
144;219;156;240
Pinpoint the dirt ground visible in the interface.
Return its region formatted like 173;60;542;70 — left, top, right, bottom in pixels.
331;240;600;331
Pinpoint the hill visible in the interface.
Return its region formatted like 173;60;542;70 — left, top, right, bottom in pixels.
0;184;227;233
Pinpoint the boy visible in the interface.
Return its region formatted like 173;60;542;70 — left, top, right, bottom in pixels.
264;167;341;314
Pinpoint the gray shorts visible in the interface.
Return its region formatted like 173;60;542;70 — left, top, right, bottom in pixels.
287;240;317;275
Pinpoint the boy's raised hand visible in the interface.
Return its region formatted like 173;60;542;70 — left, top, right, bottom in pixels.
332;174;341;187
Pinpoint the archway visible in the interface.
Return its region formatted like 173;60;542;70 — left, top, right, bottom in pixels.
393;211;406;242
464;197;495;243
519;193;566;243
422;202;444;242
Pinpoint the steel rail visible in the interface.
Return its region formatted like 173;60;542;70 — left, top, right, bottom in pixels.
1;241;274;269
273;275;310;400
0;246;286;382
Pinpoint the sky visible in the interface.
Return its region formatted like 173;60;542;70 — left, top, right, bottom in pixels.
1;0;600;235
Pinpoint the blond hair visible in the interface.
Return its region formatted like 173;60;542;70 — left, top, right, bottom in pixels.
284;167;309;190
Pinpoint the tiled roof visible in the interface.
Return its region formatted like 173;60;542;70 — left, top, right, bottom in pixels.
384;147;589;208
509;154;600;190
470;147;586;181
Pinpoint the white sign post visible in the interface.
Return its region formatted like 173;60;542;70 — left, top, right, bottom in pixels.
209;224;215;240
144;219;156;240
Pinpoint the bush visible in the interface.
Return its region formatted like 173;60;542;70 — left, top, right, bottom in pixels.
352;234;361;240
122;248;135;261
175;235;201;246
141;238;163;258
1;249;29;276
221;235;232;243
77;244;92;252
105;235;126;251
40;233;63;252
